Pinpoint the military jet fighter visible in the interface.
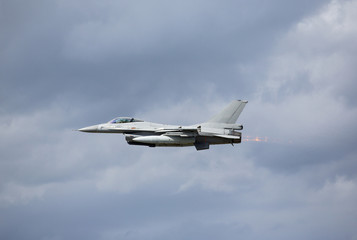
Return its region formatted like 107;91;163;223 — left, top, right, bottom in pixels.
78;100;248;150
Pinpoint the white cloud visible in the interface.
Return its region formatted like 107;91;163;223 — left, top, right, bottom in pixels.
262;0;357;103
246;0;357;147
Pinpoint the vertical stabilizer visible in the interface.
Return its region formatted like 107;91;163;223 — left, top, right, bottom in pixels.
207;100;248;124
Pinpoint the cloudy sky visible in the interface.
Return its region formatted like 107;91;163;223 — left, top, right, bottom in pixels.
1;0;357;239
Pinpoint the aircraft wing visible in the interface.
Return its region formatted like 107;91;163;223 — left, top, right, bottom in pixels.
102;126;200;134
154;127;199;137
155;127;199;133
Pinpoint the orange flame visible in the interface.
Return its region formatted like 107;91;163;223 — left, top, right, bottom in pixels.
243;136;293;144
243;136;268;142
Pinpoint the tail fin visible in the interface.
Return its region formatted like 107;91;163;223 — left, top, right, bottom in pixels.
207;100;248;124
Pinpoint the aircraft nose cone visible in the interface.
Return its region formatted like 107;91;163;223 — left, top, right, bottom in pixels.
78;125;98;132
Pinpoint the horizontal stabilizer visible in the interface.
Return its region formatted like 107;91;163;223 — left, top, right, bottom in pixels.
214;134;241;140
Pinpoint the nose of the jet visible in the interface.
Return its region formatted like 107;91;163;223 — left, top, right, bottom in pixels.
78;125;99;132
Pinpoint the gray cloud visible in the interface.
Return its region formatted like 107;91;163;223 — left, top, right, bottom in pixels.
1;0;329;113
1;0;357;239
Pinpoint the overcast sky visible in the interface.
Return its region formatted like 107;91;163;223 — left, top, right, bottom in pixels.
1;0;357;239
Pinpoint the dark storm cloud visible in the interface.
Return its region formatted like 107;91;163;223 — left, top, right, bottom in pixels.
1;0;329;115
1;0;357;239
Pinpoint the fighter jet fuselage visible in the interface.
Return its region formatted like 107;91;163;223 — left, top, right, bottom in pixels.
78;100;247;151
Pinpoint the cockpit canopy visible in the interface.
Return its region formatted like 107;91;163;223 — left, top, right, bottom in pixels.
108;117;144;124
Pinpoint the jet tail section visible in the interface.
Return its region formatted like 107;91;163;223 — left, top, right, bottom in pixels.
207;100;248;124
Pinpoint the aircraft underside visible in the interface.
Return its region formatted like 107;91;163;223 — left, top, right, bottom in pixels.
125;133;241;150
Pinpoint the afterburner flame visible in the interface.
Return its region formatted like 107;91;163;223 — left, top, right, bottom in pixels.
243;136;268;142
243;136;292;144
